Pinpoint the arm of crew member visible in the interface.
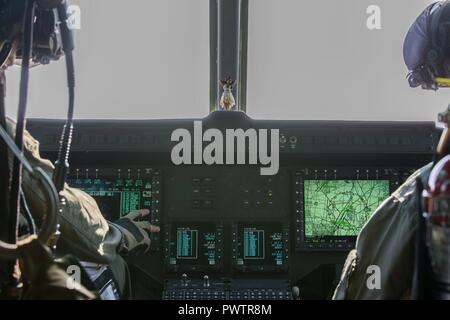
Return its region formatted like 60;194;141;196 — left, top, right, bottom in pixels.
333;165;431;300
7;118;122;264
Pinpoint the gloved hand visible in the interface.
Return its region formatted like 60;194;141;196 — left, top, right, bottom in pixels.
113;209;160;256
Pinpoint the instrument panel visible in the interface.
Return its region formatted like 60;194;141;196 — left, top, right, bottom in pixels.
26;112;439;299
64;164;419;300
65;165;415;268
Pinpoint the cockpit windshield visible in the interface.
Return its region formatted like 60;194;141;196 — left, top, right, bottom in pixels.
247;0;445;121
5;0;445;121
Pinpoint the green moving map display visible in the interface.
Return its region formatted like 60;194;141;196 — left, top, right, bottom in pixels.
304;180;390;237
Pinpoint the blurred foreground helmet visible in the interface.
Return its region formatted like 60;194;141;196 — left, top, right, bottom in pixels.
404;1;450;90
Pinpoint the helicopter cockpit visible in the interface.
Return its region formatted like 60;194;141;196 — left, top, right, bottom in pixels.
0;0;447;303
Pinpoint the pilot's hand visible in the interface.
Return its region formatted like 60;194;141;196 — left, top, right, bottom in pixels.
113;209;160;256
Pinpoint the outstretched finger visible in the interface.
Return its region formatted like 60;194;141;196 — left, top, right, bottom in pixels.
138;209;150;217
148;224;160;233
137;221;160;233
125;209;150;220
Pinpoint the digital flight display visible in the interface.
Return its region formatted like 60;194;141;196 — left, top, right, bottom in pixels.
67;177;152;221
165;222;223;272
177;228;199;259
243;228;265;260
299;178;391;249
233;222;288;272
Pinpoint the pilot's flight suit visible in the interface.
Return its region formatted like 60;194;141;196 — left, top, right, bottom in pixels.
5;118;129;297
333;163;433;299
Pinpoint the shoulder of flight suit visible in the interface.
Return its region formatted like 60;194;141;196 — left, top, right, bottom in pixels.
5;117;122;264
333;163;433;300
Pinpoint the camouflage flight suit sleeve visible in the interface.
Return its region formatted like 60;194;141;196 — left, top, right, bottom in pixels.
333;163;433;300
6;118;123;265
